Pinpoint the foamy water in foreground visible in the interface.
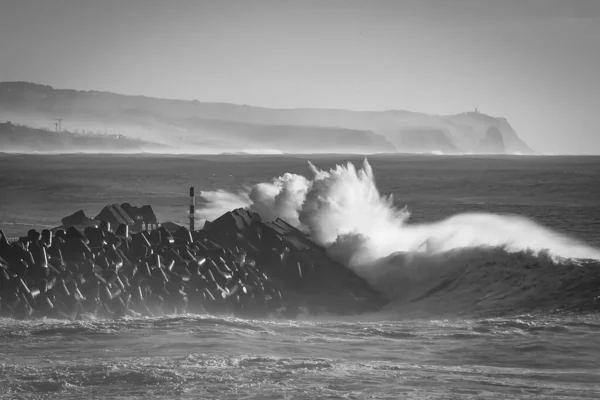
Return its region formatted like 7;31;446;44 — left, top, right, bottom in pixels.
1;313;599;399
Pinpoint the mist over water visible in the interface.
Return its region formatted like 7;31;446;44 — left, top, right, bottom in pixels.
198;159;600;314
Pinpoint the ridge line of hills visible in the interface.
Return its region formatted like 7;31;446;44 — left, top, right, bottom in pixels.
0;122;169;154
0;81;534;155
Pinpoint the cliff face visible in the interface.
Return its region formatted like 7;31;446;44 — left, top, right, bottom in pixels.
0;82;534;154
477;126;506;154
444;112;533;154
381;128;458;154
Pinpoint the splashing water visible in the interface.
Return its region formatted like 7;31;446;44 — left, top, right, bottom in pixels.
198;159;599;259
196;189;251;223
197;159;600;313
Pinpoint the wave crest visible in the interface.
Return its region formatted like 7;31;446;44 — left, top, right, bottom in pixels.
198;159;600;315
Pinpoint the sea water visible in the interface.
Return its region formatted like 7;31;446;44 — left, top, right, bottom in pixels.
0;153;599;399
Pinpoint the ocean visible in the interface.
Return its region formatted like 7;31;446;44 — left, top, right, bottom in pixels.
0;153;599;399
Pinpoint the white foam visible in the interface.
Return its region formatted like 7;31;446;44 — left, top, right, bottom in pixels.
198;159;600;308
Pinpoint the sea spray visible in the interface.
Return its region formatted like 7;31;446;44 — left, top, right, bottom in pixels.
198;159;600;259
197;159;600;313
249;172;310;227
196;189;251;223
298;160;411;250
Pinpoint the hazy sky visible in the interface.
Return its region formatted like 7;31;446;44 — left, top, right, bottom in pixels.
1;0;599;154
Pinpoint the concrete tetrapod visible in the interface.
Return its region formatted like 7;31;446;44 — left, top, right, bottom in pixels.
0;208;386;320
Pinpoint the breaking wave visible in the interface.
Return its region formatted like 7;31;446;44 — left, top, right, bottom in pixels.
198;160;600;315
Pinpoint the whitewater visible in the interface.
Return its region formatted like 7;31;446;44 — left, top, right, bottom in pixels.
1;154;599;399
198;159;600;318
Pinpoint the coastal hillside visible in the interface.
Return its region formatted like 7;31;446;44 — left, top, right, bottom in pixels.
0;122;168;153
0;82;533;154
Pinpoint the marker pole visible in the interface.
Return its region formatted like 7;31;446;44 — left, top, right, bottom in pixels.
189;186;195;231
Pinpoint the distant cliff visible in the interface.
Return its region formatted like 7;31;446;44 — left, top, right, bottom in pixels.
0;82;534;154
0;122;168;153
477;126;505;153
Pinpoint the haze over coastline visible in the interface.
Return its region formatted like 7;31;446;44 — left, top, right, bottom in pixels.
1;0;600;154
0;82;532;155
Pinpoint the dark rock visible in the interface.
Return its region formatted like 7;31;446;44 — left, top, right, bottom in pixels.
84;227;106;249
161;221;183;234
174;227;193;244
115;224;129;238
61;210;99;230
41;229;52;247
203;208;385;315
478;126;506;154
27;229;41;243
98;220;111;233
120;204;159;230
95;205;133;229
65;226;88;244
0;205;386;320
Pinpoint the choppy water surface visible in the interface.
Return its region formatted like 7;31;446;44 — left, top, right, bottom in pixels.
1;313;599;399
1;154;599;399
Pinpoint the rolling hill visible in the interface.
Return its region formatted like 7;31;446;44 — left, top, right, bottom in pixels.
0;82;533;154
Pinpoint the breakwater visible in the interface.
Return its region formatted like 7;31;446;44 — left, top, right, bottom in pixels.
0;207;385;320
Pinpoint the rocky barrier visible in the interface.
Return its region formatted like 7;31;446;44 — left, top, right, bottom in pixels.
0;208;386;320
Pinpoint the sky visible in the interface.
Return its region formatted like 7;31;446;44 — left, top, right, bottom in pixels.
1;0;599;154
